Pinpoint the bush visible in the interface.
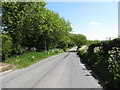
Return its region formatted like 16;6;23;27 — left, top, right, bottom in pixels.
12;44;26;55
2;34;13;60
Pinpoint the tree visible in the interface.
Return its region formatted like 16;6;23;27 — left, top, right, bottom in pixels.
71;34;87;50
2;1;73;54
2;2;46;52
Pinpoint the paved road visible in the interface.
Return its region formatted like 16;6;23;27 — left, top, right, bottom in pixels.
1;47;102;88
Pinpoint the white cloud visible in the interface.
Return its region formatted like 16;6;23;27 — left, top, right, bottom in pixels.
85;32;117;40
89;21;101;25
70;31;118;40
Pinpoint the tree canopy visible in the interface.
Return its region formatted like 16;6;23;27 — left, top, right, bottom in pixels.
70;34;87;50
2;1;88;59
2;1;74;59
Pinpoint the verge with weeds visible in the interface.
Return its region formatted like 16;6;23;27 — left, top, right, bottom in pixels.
3;49;63;69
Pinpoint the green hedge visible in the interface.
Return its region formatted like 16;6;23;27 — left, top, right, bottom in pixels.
77;38;120;88
2;34;13;60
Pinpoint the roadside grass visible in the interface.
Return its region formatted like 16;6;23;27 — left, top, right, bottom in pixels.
3;47;74;69
3;49;64;69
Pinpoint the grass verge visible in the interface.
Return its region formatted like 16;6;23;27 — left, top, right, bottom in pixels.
3;49;64;69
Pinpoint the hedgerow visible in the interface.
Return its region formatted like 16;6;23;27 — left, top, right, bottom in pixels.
77;38;120;88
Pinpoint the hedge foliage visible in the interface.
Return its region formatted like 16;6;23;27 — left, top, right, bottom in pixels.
2;34;13;60
77;38;120;88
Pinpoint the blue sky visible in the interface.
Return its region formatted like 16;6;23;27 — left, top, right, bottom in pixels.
45;2;118;40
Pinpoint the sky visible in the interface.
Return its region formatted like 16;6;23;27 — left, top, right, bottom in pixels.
45;2;118;40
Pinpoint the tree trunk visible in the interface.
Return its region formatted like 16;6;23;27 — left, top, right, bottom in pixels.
77;45;80;51
44;38;47;51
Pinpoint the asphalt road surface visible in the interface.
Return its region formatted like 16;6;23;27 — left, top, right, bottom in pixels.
1;47;102;88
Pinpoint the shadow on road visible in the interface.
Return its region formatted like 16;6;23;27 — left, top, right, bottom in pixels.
62;50;77;59
79;57;107;89
63;53;70;59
